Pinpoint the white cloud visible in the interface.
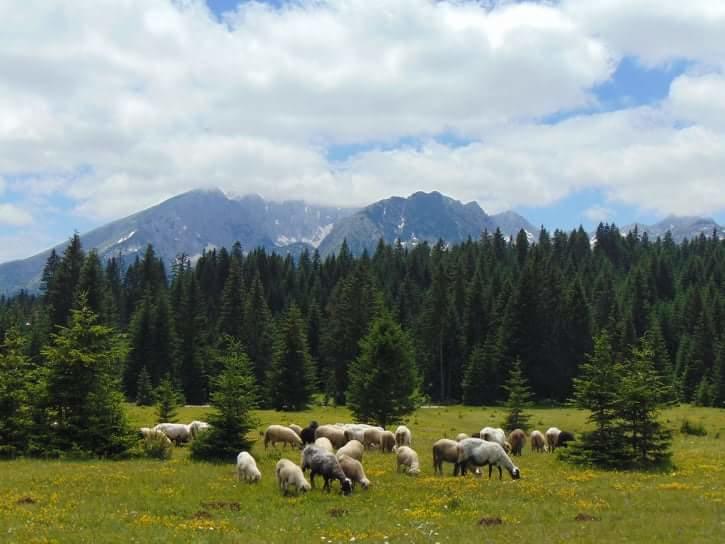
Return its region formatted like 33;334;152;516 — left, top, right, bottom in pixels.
584;205;615;224
0;204;33;226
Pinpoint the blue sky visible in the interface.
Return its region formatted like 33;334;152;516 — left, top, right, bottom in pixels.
1;0;724;262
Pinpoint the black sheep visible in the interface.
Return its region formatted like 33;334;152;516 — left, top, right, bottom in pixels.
301;421;319;445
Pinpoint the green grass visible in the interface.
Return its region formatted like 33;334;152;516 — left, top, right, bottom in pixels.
1;404;724;543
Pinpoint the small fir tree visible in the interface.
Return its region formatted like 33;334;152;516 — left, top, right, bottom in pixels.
347;312;419;427
135;366;155;406
155;375;180;424
266;305;317;411
501;358;533;432
191;338;258;461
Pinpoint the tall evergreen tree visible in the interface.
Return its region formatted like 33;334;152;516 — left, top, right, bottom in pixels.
243;274;276;389
135;367;155;406
462;339;499;406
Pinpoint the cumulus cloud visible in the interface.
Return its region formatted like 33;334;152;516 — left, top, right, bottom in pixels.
584;205;615;224
0;204;33;226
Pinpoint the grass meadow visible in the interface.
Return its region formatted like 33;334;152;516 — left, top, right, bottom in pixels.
1;404;724;543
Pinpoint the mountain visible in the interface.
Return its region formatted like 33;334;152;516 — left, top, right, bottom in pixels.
621;215;725;243
317;191;540;256
0;189;355;294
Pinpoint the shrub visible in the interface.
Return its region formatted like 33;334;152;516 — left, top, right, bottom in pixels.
141;433;173;460
680;419;707;437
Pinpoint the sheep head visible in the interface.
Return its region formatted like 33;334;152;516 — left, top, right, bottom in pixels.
341;478;353;495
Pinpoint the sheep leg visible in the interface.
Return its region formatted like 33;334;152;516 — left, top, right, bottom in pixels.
498;466;503;480
310;471;317;488
488;465;493;479
323;477;331;493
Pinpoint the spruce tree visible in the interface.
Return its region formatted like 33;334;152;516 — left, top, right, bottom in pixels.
0;328;37;457
462;340;498;406
243;274;276;389
266;305;317;411
155;376;180;424
501;358;534;432
190;338;258;461
347;312;418;427
41;297;131;457
135;367;155;406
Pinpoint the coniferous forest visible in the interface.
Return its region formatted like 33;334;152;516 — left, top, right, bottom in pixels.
1;223;724;416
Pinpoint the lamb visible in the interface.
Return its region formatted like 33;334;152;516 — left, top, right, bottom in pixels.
455;433;470;442
300;445;352;494
314;436;334;453
153;423;191;445
396;446;421;475
275;458;311;495
530;430;546;453
508;429;526;456
458;438;521;480
545;427;561;452
433;438;462;476
338;454;370;489
236;451;261;483
363;428;384;450
315;425;348;449
395;425;412;448
300;421;319;445
264;424;303;449
288;423;303;437
189;420;211;440
380;430;396;453
336;440;364;462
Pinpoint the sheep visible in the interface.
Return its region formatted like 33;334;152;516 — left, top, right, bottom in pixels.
344;427;365;443
508;429;526;456
396;446;420;475
139;427;172;445
458;438;521;480
264;424;303;449
338;454;370;489
315;425;348;449
300;421;319;445
557;431;575;448
275;459;311;495
546;427;561;452
363;428;384;450
314;436;334;453
455;433;470;442
288;423;303;437
154;423;191;445
300;445;352;495
530;430;546;453
380;431;396;453
189;420;211;440
480;427;506;447
433;438;462;476
395;425;412;448
236;451;261;483
336;440;364;462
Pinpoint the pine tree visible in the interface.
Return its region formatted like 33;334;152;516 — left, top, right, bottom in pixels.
135;367;155;406
41;297;131;457
218;248;244;341
501;358;534;432
190;338;258;461
462;340;498;406
0;328;37;457
266;305;317;411
155;376;180;424
347;312;418;427
243;274;276;389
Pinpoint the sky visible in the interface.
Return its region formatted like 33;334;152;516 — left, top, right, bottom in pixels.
1;0;725;263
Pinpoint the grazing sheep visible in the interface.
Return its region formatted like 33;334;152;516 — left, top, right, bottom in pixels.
480;427;506;447
336;440;364;462
458;438;521;480
508;429;526;456
455;433;469;442
236;451;261;483
275;459;310;495
139;427;173;445
433;438;462;476
338;454;370;489
264;425;303;449
396;446;421;475
300;446;352;495
395;425;412;448
546;427;561;452
530;430;546;453
344;427;366;443
153;423;191;445
300;421;318;445
314;437;334;453
315;425;348;449
380;431;396;453
189;420;211;440
288;424;303;437
557;431;575;448
362;428;384;450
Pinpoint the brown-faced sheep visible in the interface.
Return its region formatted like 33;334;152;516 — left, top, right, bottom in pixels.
264;425;303;449
338;454;370;489
396;446;420;475
508;429;526;456
433;438;462;476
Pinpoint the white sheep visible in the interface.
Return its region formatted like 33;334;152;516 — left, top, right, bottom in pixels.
363;428;384;450
530;430;546;453
458;438;521;480
264;425;303;449
433;438;462;475
189;420;211;440
314;425;348;449
380;430;396;453
288;423;303;437
396;446;420;475
395;425;412;448
139;427;172;445
275;458;311;495
314;436;334;453
338;454;370;489
545;427;561;452
153;423;191;445
480;427;506;447
236;451;261;483
336;439;364;462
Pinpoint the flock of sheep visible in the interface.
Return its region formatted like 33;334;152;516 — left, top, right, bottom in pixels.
230;422;576;496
